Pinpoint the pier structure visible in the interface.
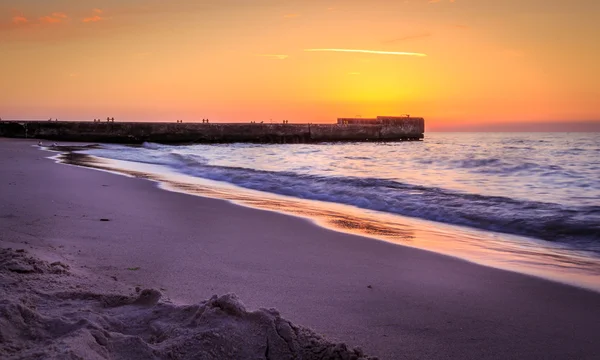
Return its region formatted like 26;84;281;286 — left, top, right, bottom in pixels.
0;117;424;144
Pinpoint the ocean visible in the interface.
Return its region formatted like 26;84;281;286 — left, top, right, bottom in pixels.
78;132;600;291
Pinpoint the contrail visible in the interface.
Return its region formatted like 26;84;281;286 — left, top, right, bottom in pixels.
304;48;426;57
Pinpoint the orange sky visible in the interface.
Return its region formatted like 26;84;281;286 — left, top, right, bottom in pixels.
1;0;599;130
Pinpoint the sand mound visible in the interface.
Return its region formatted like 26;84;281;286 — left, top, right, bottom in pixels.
0;248;376;360
0;248;69;275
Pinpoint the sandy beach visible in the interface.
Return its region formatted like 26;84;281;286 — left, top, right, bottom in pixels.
1;138;600;359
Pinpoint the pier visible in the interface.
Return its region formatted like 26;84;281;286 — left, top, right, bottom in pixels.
0;118;424;144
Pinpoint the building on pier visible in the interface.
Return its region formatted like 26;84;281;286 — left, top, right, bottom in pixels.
337;115;418;125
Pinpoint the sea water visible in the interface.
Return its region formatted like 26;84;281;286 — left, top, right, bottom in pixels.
81;132;600;290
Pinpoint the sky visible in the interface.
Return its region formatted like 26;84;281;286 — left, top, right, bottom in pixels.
1;0;599;131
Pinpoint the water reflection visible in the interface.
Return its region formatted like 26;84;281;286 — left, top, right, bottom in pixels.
57;150;600;292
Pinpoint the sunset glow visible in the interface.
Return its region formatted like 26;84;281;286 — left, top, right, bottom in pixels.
1;0;599;130
304;49;427;57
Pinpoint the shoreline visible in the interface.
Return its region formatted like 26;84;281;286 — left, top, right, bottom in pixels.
53;143;600;293
2;138;600;359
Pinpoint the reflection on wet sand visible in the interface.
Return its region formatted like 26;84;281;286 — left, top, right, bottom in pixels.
55;146;600;292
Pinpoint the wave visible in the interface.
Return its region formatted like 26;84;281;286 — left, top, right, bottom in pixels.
142;142;170;150
83;143;600;251
423;157;569;176
159;155;600;249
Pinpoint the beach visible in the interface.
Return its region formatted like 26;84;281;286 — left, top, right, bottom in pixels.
1;138;600;359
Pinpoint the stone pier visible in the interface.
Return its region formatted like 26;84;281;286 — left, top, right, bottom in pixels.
0;119;424;144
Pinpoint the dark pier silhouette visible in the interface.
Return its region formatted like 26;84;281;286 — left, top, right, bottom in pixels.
0;117;424;144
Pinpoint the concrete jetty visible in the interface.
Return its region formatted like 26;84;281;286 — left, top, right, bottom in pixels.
0;118;424;144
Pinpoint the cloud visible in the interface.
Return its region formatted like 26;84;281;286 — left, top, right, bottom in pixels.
40;16;63;24
257;54;289;60
83;15;104;23
384;32;432;44
4;13;68;30
304;49;427;57
83;9;105;22
283;14;300;18
429;0;455;3
39;13;69;24
12;16;28;25
8;9;100;26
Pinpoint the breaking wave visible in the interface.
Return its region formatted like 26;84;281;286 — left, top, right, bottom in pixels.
83;133;600;252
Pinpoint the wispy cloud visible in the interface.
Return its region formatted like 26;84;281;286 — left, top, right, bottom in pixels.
283;14;300;18
384;32;432;44
8;12;68;27
83;15;103;23
12;16;28;25
257;54;289;60
40;16;62;24
83;9;105;22
304;49;427;57
40;12;68;24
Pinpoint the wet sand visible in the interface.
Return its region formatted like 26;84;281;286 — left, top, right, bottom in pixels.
1;138;600;359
